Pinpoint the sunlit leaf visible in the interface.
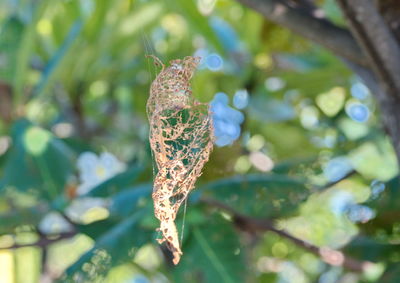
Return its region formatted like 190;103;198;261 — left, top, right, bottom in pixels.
200;174;309;218
85;166;145;198
0;206;45;235
0;120;74;199
174;216;244;283
62;211;151;282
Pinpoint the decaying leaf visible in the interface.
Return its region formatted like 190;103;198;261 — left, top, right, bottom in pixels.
146;56;214;265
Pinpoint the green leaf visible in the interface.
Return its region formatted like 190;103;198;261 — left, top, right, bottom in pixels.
118;2;164;36
278;63;351;98
344;237;400;262
0;17;24;83
13;1;49;105
322;0;346;25
272;156;318;175
348;140;398;181
369;176;400;213
0;119;75;199
361;176;400;234
0;206;46;235
33;20;83;99
84;0;114;40
108;183;151;218
85;166;145;198
379;263;400;283
170;0;224;54
201;174;309;218
174;216;244;283
62;211;151;282
76;218;118;240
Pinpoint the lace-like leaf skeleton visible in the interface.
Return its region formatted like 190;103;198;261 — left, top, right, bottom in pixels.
146;56;214;265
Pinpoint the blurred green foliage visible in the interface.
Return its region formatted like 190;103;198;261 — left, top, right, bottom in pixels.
0;0;399;282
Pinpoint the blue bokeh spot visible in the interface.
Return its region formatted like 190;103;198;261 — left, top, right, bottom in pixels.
211;92;244;147
351;82;369;100
346;102;369;123
206;53;223;71
233;89;249;109
323;157;353;182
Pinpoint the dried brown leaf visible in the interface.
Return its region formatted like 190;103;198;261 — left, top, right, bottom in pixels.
146;56;214;265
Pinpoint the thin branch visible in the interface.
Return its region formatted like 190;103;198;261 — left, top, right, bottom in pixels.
0;231;77;250
236;0;400;164
0;81;13;123
201;197;372;272
336;1;400;164
235;0;366;66
316;169;357;192
336;1;400;95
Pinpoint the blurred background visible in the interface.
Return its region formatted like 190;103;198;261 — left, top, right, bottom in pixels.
0;0;399;282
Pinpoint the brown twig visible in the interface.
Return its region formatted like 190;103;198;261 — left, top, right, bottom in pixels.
336;0;400;165
336;1;400;95
234;0;400;166
0;231;77;250
235;0;366;66
0;81;13;123
316;169;357;193
201;197;371;272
